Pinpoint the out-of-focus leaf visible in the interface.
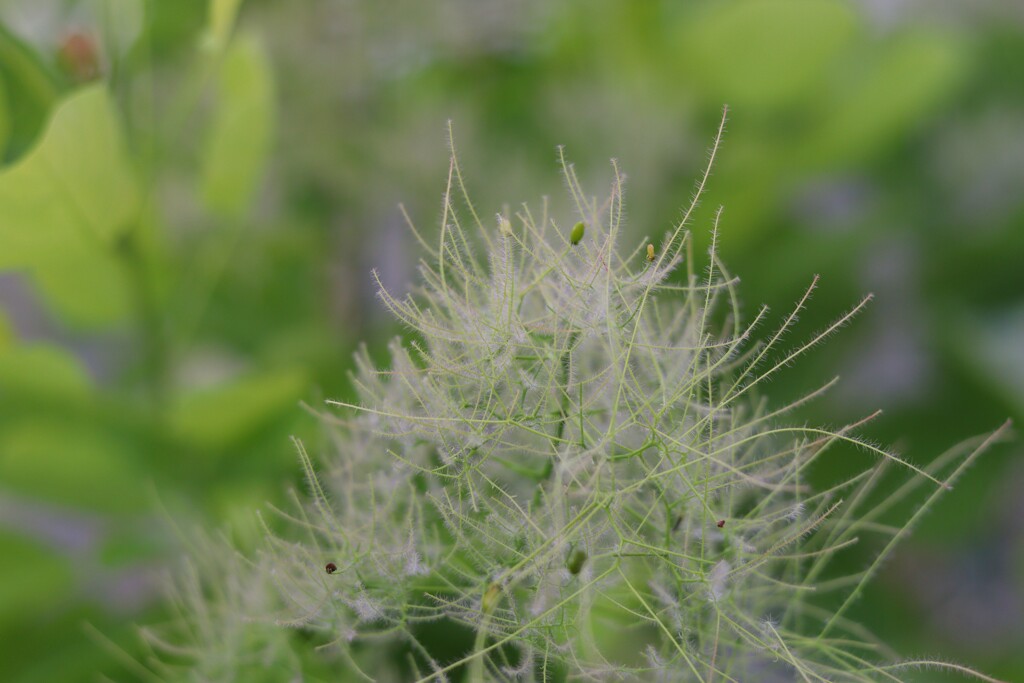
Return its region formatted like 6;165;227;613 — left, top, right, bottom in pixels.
170;367;306;449
210;480;278;542
0;24;60;161
204;0;245;53
91;0;145;57
56;32;102;85
31;246;133;325
680;0;857;109
0;419;146;513
809;30;967;165
0;533;73;628
202;32;274;217
0;71;10;157
0;85;139;324
0;344;92;399
9;622;135;683
0;84;139;253
955;306;1024;413
0;308;10;349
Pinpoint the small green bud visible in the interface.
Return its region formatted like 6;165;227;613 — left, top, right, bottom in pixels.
566;548;587;575
570;221;585;246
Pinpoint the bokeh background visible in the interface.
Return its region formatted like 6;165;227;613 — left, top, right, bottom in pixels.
0;0;1022;680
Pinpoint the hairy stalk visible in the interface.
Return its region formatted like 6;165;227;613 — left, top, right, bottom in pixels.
471;582;502;683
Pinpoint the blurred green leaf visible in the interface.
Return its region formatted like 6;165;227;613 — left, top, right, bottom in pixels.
92;0;145;57
954;306;1024;414
0;24;61;161
0;533;74;628
0;308;10;349
205;0;244;53
0;84;139;254
31;251;134;325
0;344;92;399
0;85;139;325
0;71;10;157
201;32;274;217
10;621;137;683
0;418;147;513
170;367;306;449
681;0;857;109
809;30;968;165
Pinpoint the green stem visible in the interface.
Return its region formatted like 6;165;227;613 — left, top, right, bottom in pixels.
470;583;500;683
469;618;490;683
117;229;169;412
532;331;579;510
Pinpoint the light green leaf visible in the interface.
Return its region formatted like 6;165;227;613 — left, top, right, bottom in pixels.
0;419;146;513
0;344;93;399
170;367;307;449
0;84;139;253
0;85;138;324
204;0;245;53
92;0;146;57
809;31;967;165
31;246;132;325
681;0;858;109
201;32;274;217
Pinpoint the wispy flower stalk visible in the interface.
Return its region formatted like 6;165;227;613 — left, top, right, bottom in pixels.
143;112;1009;683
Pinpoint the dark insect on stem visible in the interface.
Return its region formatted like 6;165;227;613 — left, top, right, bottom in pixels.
672;515;682;532
716;519;726;529
325;562;338;574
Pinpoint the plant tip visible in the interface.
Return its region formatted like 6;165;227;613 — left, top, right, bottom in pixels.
497;214;512;236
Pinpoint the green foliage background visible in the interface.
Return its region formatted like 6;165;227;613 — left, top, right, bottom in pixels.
0;0;1021;680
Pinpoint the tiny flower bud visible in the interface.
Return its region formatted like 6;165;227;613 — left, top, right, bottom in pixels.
566;548;587;575
498;215;513;236
570;221;585;246
58;31;101;83
482;582;502;613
